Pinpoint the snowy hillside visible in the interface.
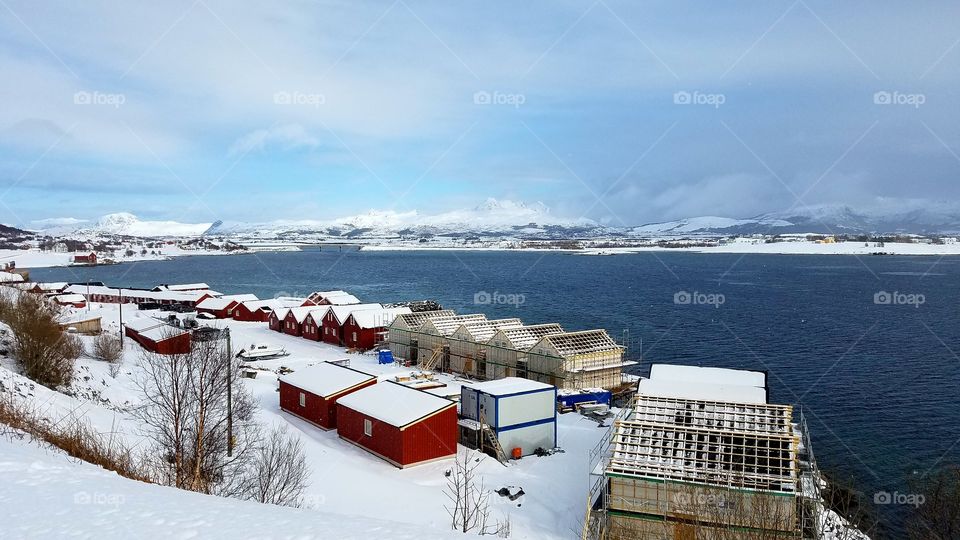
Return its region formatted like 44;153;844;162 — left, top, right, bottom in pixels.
32;212;212;238
0;434;460;539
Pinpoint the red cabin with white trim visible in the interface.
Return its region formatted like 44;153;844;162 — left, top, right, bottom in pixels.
279;363;377;430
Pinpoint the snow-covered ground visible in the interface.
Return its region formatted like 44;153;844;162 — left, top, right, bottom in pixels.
0;245;296;269
0;302;609;539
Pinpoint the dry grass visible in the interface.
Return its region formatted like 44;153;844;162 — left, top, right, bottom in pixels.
0;394;152;483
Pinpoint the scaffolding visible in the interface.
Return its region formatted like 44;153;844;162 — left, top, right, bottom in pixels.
590;395;803;539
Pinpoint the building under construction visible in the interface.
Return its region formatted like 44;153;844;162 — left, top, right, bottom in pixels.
585;364;824;539
387;311;632;390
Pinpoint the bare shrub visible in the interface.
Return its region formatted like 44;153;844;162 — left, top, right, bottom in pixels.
0;394;150;482
244;425;309;507
2;293;80;388
93;333;123;363
445;449;509;535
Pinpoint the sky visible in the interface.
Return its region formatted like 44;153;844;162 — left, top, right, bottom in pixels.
0;0;959;228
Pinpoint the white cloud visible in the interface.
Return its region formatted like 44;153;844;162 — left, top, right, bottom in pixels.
227;124;320;156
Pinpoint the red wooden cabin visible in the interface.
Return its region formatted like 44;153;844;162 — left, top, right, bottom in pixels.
279;363;377;430
336;382;457;468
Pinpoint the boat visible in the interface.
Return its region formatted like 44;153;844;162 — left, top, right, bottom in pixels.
237;343;289;361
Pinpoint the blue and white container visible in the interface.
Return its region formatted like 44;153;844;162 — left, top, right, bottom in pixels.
460;377;557;456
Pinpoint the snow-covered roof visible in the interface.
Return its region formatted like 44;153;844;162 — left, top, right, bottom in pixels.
196;297;239;311
640;364;768;404
124;316;164;333
64;285;210;303
58;312;101;325
454;318;524;342
285;306;325;323
348;307;413;329
336;381;456;428
34;282;69;291
272;307;291;320
0;272;24;283
463;377;554;396
52;293;86;302
280;363;376;398
220;293;258;302
308;290;361;305
319;303;383;325
156;283;209;291
139;325;188;342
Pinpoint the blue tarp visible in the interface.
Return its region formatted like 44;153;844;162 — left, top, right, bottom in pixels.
557;390;611;408
377;350;394;364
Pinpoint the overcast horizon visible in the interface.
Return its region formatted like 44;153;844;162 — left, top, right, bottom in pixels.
2;1;959;227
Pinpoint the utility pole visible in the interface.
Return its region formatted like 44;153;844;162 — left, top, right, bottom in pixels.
226;327;233;457
118;288;123;343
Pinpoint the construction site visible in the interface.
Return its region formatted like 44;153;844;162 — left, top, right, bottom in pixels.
584;365;837;540
386;311;635;390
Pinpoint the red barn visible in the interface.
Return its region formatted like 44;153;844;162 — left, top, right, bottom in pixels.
342;307;412;350
279;363;377;430
301;311;323;342
196;297;239;319
320;303;383;346
336;381;458;468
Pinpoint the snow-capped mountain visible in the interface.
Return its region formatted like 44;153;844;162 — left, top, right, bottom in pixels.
203;198;602;239
32;212;212;238
29;199;960;240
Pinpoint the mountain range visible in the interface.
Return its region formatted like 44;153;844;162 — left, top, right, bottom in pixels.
26;199;960;240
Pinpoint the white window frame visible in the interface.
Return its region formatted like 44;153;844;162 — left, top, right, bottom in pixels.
363;418;372;437
299;392;305;407
352;331;357;342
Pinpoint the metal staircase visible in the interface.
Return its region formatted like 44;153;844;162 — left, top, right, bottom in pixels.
479;412;508;465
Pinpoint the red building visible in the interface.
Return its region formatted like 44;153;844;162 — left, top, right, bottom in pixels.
123;317;191;355
234;300;273;322
342;307;412;350
336;381;458;468
282;307;318;337
302;290;361;306
301;312;323;342
319;303;383;346
268;308;288;332
52;293;86;308
196;297;239;319
279;363;377;430
73;252;97;265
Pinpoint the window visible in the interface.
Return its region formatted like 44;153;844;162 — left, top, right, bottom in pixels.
363;418;372;437
324;327;328;335
352;332;357;342
299;392;305;407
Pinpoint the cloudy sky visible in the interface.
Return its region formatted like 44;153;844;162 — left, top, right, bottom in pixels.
1;0;958;227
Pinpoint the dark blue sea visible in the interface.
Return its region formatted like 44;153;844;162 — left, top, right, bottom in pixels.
32;248;960;536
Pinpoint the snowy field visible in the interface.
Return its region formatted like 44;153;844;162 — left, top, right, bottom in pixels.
0;302;610;539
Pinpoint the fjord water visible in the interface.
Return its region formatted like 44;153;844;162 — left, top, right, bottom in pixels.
35;249;960;534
